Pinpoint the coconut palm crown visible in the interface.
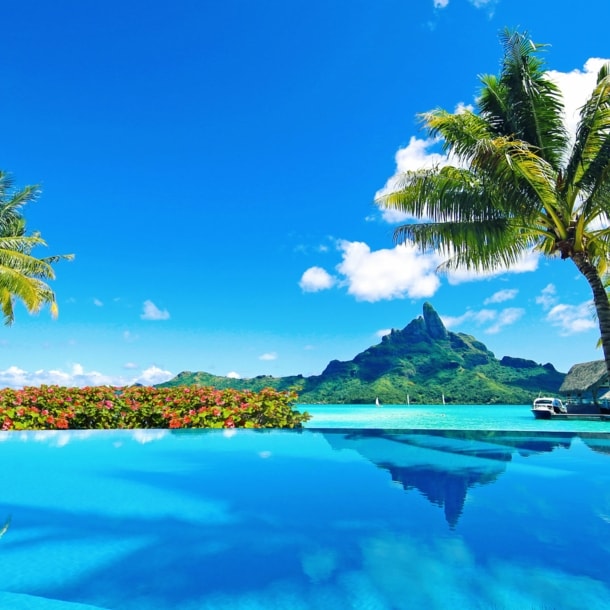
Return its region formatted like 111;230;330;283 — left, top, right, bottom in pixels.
377;29;610;378
0;171;73;325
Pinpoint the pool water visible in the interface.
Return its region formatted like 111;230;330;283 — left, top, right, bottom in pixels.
0;423;609;609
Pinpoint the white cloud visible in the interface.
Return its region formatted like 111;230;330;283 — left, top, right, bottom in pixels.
546;301;596;335
0;363;173;389
300;239;537;303
484;289;518;305
123;362;139;370
71;363;84;376
547;58;610;145
376;328;392;339
433;0;449;7
299;266;336;292
134;365;173;385
259;352;278;361
0;365;114;389
536;284;558;310
441;309;496;328
469;0;496;10
140;300;170;321
336;240;442;302
93;298;103;307
485;307;525;334
441;307;523;334
375;137;450;223
226;371;241;379
0;366;29;388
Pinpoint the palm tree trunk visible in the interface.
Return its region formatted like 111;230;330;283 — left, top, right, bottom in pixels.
572;253;610;379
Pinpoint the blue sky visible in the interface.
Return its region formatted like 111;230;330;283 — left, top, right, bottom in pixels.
0;0;609;388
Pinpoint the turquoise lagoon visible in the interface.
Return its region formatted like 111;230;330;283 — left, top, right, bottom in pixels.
302;403;610;432
0;405;609;609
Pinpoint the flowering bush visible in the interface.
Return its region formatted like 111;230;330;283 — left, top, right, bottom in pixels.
0;385;309;430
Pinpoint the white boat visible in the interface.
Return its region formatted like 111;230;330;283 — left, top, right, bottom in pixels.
531;396;567;419
375;397;381;407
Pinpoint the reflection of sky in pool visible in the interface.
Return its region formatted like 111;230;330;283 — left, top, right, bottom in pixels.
0;428;609;609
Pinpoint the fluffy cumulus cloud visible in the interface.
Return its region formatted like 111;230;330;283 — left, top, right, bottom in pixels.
547;58;610;145
0;363;173;389
336;240;442;302
299;266;336;292
375;137;453;223
140;300;170;321
546;301;596;335
134;365;174;385
259;352;278;361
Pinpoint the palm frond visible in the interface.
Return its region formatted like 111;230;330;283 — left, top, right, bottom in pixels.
0;171;72;322
484;29;568;167
566;65;610;201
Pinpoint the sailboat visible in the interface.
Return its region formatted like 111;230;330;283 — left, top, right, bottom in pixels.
375;397;381;407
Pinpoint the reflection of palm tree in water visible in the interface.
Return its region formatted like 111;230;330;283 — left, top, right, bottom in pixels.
324;430;576;528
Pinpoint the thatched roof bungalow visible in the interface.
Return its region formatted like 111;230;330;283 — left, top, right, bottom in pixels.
559;360;609;409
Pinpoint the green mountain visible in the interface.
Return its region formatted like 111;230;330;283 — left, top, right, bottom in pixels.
158;302;565;404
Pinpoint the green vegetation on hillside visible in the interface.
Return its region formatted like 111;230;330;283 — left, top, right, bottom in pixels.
159;303;564;405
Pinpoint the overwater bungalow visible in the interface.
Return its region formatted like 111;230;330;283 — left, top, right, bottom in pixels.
559;360;609;412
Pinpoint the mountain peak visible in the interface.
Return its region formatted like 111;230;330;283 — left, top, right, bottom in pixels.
423;302;448;340
159;302;564;404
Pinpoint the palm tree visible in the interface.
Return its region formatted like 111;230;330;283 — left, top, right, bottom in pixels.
376;29;610;376
0;171;73;325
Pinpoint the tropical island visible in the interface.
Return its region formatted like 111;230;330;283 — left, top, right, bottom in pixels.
159;302;565;405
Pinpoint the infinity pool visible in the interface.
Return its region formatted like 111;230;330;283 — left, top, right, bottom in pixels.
0;428;608;609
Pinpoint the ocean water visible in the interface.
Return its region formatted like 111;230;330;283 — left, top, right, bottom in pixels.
300;403;610;432
0;411;608;609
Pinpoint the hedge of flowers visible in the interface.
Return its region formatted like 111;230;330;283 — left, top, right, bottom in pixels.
0;385;310;430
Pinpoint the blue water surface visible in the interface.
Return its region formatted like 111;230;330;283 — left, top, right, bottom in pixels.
301;403;610;432
0;406;608;609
